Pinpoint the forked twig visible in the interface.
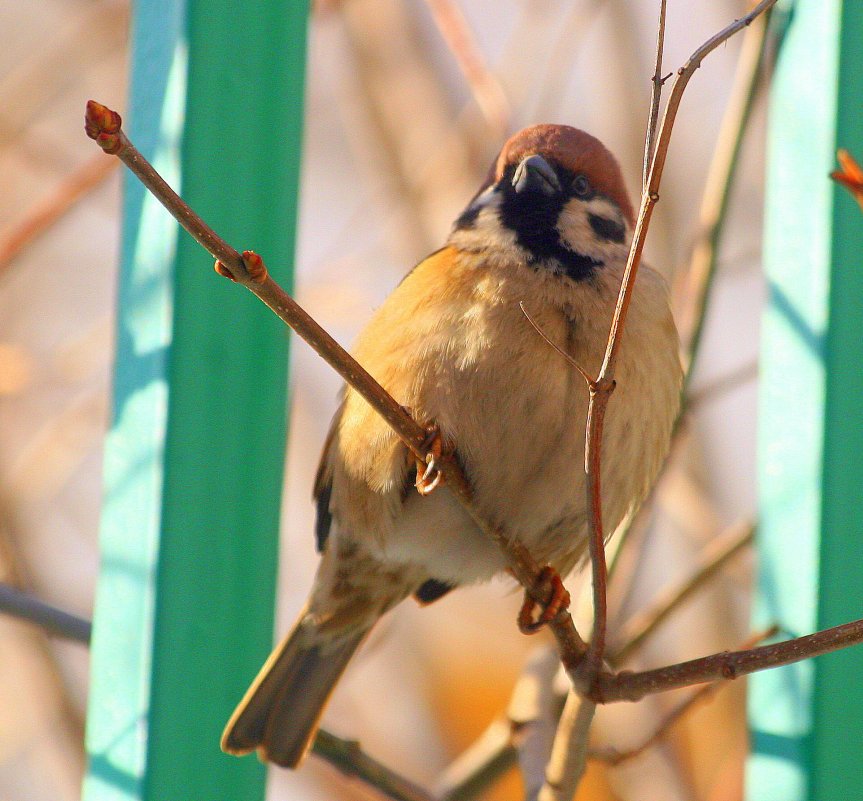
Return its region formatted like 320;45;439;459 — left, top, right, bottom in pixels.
643;0;668;191
611;520;754;664
576;0;779;694
681;5;773;381
592;626;778;766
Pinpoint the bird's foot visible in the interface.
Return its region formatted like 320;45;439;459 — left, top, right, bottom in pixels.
517;566;571;634
415;423;446;496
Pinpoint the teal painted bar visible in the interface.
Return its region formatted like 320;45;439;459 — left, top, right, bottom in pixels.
748;1;863;798
84;1;308;799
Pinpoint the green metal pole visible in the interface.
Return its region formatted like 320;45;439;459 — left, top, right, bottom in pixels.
748;1;863;799
83;1;308;799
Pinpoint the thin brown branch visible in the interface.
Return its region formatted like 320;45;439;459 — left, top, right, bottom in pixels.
643;0;668;190
611;520;754;665
83;100;591;681
0;153;118;276
312;730;439;801
423;0;510;136
680;6;772;382
519;302;592;386
576;0;779;694
595;616;863;703
592;626;777;765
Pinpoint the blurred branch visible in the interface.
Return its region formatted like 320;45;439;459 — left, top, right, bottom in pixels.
435;647;564;801
831;148;863;213
680;5;773;383
0;154;118;277
436;718;515;801
537;693;596;801
423;0;510;136
434;519;754;798
593;626;778;765
0;581;91;643
686;359;758;411
338;0;479;254
0;585;437;801
313;730;439;801
611;520;754;665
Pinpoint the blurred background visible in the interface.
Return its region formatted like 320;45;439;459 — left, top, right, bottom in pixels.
0;0;768;799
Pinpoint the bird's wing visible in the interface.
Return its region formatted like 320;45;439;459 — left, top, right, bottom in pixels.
312;402;342;552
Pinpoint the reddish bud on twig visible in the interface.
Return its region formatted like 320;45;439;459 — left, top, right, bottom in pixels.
85;100;124;155
831;149;863;213
241;250;269;284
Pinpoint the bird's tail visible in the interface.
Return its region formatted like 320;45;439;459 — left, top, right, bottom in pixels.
221;608;369;768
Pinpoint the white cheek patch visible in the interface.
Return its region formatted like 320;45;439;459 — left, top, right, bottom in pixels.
557;199;596;246
557;197;629;260
449;189;525;258
585;197;624;224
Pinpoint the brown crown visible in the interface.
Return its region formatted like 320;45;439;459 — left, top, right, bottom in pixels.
493;124;634;225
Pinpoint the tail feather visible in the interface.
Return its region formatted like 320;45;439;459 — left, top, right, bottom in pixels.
222;611;368;768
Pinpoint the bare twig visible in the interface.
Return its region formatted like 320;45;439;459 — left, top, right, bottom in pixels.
440;518;754;796
593;627;778;765
611;520;754;664
831;148;863;213
423;0;510;136
83;100;591;682
436;718;514;801
0;154;118;276
519;302;592;386
436;647;562;801
596;615;863;702
0;578;437;801
643;0;668;190
312;730;438;801
537;693;596;801
576;0;779;694
0;581;91;643
686;360;758;410
681;6;772;382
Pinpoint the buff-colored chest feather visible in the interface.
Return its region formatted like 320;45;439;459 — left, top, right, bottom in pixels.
328;247;681;582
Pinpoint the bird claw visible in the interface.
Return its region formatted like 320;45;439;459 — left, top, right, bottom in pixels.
517;566;570;634
415;423;446;496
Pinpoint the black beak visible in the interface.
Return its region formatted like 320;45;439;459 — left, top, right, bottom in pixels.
512;154;561;196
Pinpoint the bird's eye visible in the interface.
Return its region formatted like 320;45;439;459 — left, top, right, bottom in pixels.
572;174;591;197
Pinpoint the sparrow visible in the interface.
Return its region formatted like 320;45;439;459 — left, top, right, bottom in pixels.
221;124;682;767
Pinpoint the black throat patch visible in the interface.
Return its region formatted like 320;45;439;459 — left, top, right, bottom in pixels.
497;166;602;282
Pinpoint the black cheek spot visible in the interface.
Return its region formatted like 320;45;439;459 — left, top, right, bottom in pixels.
414;579;455;604
588;213;626;244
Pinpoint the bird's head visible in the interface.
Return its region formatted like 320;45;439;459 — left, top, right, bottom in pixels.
450;124;634;282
